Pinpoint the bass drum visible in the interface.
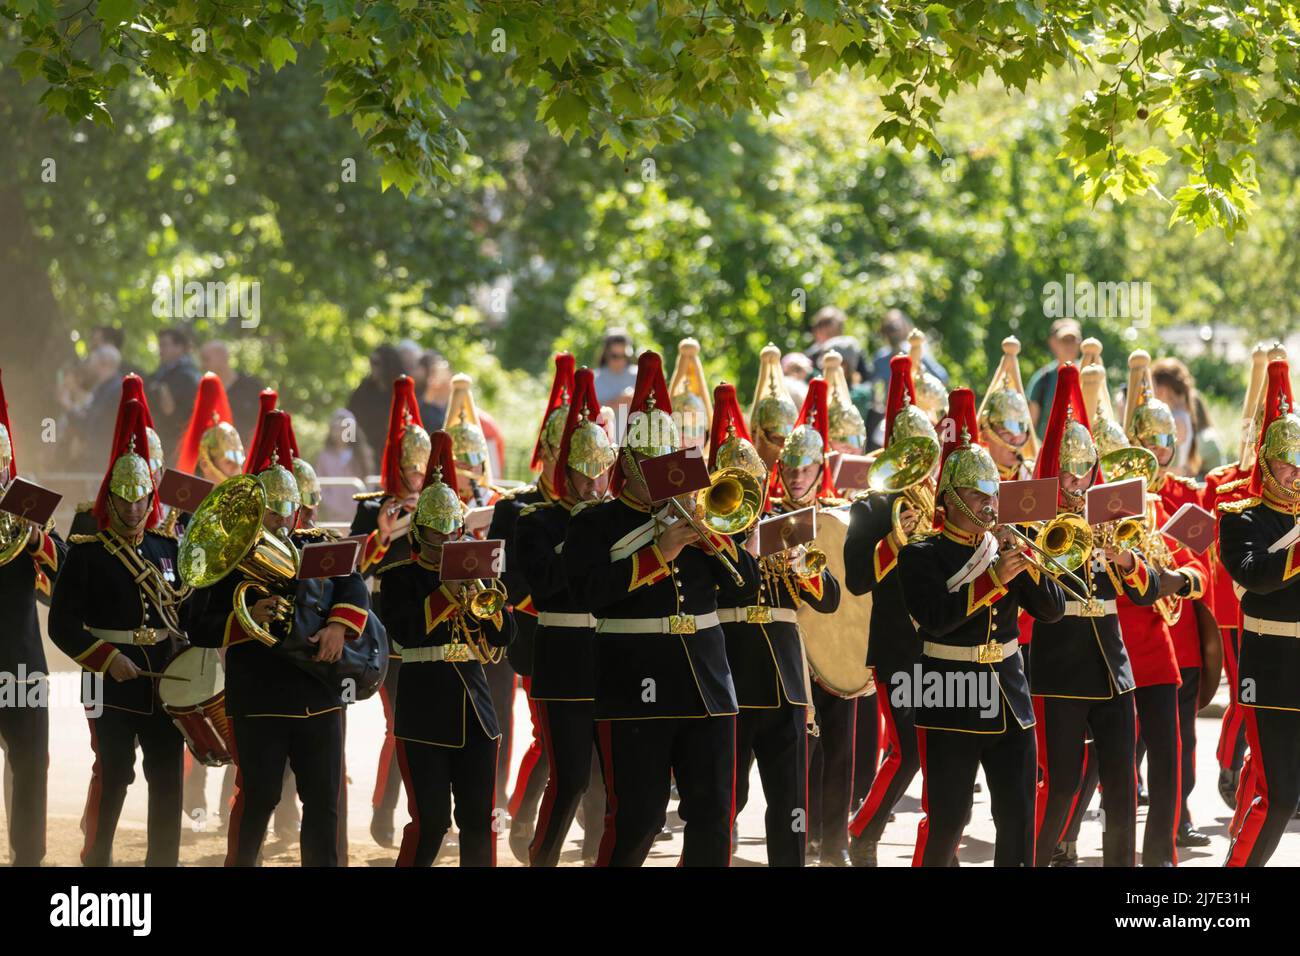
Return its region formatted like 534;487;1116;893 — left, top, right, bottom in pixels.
797;506;875;699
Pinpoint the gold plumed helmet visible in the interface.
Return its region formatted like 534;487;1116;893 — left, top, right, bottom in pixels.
1241;344;1280;471
0;423;11;477
146;427;165;480
1078;351;1129;458
668;338;712;450
445;373;492;479
909;329;948;424
779;379;829;471
1060;416;1098;477
293;457;322;508
625;392;680;458
1262;395;1300;470
1124;350;1176;451
566;413;618;478
823;350;866;451
748;344;798;440
415;464;465;535
199;420;246;474
400;420;433;474
258;453;301;518
891;393;939;446
110;437;154;503
938;427;1000;499
977;337;1036;457
541;406;569;460
715;427;767;481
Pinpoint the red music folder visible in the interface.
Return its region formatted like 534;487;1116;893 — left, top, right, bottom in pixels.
756;507;818;557
0;478;62;526
298;540;361;579
834;454;874;492
157;469;214;514
639;449;711;503
1085;477;1146;526
998;478;1059;525
1161;502;1216;555
440;539;506;581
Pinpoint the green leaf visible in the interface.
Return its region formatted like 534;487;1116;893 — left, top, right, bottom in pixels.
266;37;298;72
95;0;138;27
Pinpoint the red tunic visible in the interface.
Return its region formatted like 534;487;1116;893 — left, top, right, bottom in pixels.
1202;463;1250;631
1154;473;1211;669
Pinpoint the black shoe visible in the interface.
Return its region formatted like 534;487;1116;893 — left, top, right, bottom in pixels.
1217;768;1239;809
848;836;878;868
1177;823;1211;848
655;824;672;842
1050;840;1078;867
821;847;851;867
370;812;395;849
509;818;534;864
973;781;983;794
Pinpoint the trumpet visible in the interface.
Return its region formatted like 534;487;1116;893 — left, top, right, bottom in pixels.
449;579;508;664
865;436;940;545
460;578;507;620
994;512;1094;604
1094;514;1146;552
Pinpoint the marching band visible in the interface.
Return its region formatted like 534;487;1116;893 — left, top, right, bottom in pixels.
2;329;1299;870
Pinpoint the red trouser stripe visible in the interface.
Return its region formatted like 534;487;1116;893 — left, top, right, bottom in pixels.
911;727;930;867
80;717;104;864
1225;710;1268;867
849;692;899;839
594;721;618;867
508;679;545;817
528;701;559;865
393;739;420;867
372;682;397;809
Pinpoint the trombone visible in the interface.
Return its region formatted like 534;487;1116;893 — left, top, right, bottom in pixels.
622;450;761;587
864;436;940;545
994;512;1095;604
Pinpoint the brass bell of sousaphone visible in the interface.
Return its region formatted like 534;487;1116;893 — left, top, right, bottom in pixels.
866;435;940;544
179;475;300;647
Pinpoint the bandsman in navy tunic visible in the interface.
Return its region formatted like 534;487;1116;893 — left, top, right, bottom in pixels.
50;395;187;866
517;366;616;866
0;370;64;866
1222;360;1300;867
564;351;759;867
380;431;514;867
349;375;431;847
898;388;1065;867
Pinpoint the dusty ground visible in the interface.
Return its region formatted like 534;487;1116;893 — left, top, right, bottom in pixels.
9;629;1293;866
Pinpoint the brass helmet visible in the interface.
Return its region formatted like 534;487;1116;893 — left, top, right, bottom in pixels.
293;457;322;509
938;426;999;499
1079;358;1129;457
823;350;866;451
625;391;680;458
716;427;766;480
891;393;939;446
111;437;154;503
415;433;465;535
566;413;618;478
977;337;1035;457
146;427;165;481
198;419;245;475
1262;395;1300;470
708;381;767;482
0;423;11;478
749;343;797;441
540;405;570;461
400;419;433;473
668;337;712;450
909;329;948;424
1060;415;1098;477
445;373;491;478
780;379;829;472
258;454;301;518
1124;350;1176;452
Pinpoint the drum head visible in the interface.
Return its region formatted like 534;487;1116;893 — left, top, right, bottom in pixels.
158;646;224;708
798;507;875;698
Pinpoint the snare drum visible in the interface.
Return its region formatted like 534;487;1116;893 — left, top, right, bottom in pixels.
158;647;234;767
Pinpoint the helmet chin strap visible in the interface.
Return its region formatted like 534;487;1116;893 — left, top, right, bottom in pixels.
107;496;148;540
946;488;994;531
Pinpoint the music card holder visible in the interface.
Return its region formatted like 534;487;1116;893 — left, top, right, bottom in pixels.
997;479;1059;525
1161;502;1216;555
756;507;818;557
0;478;62;526
1085;477;1147;526
834;454;874;492
298;540;361;579
157;469;215;514
440;538;505;581
639;448;711;504
464;505;495;537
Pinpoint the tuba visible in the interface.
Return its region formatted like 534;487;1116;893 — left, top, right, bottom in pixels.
179;475;300;647
865;435;939;545
0;512;31;567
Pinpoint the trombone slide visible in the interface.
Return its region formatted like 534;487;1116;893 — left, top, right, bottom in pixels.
996;524;1092;604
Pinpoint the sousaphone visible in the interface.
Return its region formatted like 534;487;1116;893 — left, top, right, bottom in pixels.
179;475;300;647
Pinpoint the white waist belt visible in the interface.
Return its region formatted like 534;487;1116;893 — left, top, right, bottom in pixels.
399;645;453;663
1243;615;1300;639
922;636;1020;664
89;626;178;646
538;612;598;629
1063;599;1118;617
596;612;721;635
716;606;798;625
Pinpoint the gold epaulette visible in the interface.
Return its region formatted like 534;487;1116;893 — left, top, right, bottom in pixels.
498;483;538;503
818;495;850;508
1216;476;1251;495
519;500;556;518
74;500;93;513
295;527;340;540
1207;462;1240;480
352;491;386;502
68;533;99;545
570;498;602;517
147;526;178;541
1171;474;1203;491
1218;497;1260;515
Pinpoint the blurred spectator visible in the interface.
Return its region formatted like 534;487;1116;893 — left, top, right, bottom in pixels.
782;352;811;409
867;309;950;389
314;409;375;524
804;306;869;384
199;339;266;442
1026;318;1083;441
347;344;406;455
593;329;638;406
1152;356;1220;476
89;326;140;376
418;350;452;431
147;327;201;458
66;345;123;469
